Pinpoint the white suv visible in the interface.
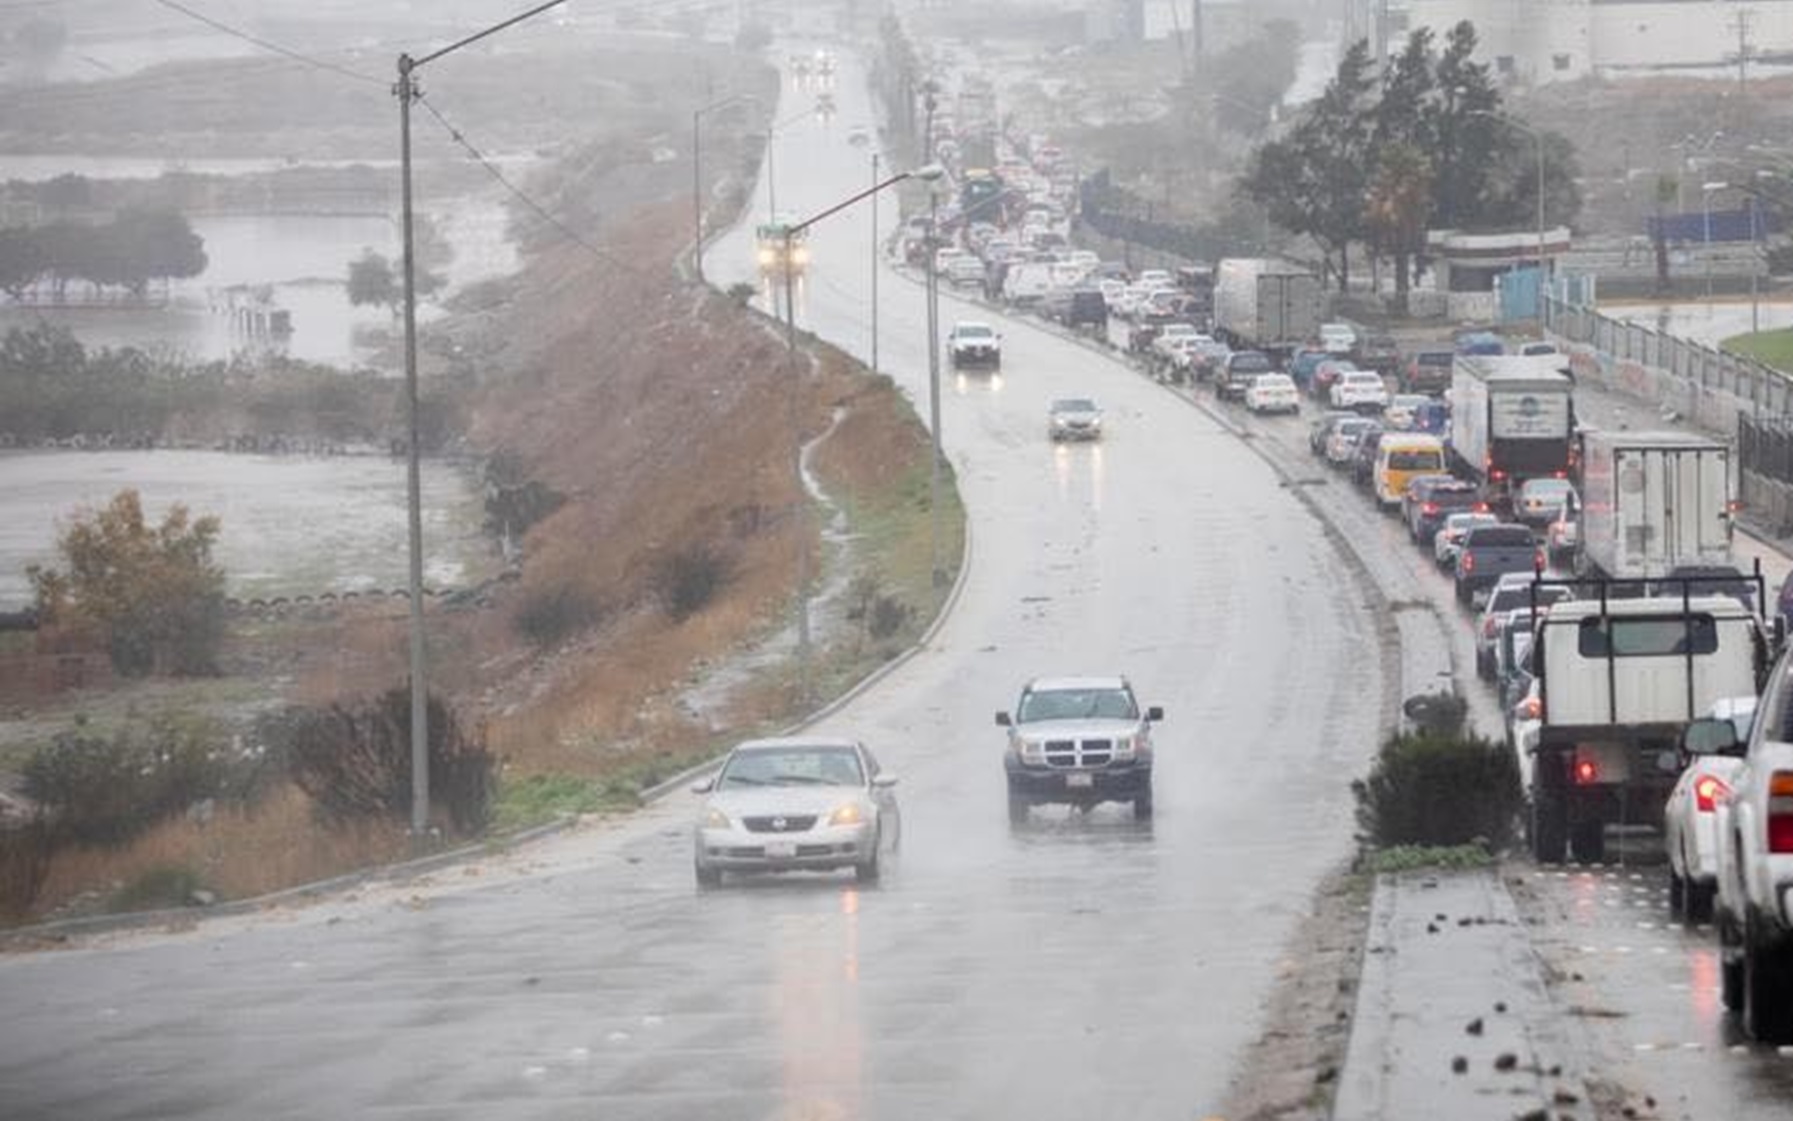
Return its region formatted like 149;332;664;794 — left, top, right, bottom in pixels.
996;676;1163;824
947;322;1001;370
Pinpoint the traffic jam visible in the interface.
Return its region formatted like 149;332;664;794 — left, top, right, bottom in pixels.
880;110;1793;1052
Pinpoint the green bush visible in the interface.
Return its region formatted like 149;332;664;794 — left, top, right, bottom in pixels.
22;711;231;846
110;864;205;912
512;583;601;647
657;543;731;621
1351;729;1522;850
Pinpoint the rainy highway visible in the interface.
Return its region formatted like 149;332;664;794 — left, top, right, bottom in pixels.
0;50;1391;1120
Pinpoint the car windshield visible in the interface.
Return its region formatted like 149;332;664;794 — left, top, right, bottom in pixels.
1231;353;1273;372
956;325;994;339
1523;479;1574;499
1017;687;1138;722
1053;398;1097;413
719;746;864;788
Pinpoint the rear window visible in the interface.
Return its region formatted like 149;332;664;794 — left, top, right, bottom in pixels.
1577;615;1719;657
1465;526;1535;547
1416;352;1453;368
1231;354;1274;373
1387;450;1444;471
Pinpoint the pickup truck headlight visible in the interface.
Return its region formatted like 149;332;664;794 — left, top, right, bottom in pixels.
1111;736;1134;758
827;802;866;827
1016;739;1042;761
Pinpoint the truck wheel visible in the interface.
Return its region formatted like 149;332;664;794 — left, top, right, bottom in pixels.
1570;819;1606;865
1133;786;1154;822
1007;793;1030;826
1529;794;1567;864
1743;912;1793;1043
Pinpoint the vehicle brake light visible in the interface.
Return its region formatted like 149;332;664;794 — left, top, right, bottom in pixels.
1518;696;1541;720
1461;553;1475;573
1473;502;1490;513
1482;615;1499;638
1422;502;1438;515
1770;772;1793;853
1694;774;1731;813
1573;758;1599;785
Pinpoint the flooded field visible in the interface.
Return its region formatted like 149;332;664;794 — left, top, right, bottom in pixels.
0;449;492;610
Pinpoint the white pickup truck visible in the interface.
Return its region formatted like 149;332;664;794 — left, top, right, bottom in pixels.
1699;648;1793;1042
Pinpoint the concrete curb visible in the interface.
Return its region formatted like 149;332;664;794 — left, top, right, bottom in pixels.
1;815;578;946
638;514;976;803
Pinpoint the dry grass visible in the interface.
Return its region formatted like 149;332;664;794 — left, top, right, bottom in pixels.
35;784;407;916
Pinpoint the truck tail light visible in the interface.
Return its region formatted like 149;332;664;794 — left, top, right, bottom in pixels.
1461;553;1475;574
1518;695;1542;721
1769;772;1793;853
1693;773;1731;813
1573;758;1599;785
1422;501;1439;515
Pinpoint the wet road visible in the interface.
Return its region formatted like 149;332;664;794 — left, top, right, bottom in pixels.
0;49;1390;1121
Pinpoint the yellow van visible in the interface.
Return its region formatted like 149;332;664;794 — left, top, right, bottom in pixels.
1375;434;1449;508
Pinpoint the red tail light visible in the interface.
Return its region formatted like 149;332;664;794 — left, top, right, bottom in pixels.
1482;615;1499;638
1422;502;1438;515
1461;553;1475;573
1770;772;1793;853
1573;759;1599;785
1473;502;1490;512
1694;774;1730;813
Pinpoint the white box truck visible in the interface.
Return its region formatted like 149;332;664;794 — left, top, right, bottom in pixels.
1211;258;1321;362
1447;355;1575;507
1576;430;1733;581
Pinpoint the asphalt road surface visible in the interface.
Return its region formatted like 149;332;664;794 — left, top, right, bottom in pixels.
0;49;1391;1121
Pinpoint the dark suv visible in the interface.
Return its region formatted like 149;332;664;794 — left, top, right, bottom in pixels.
1218;350;1275;401
1400;350;1453;394
1404;477;1482;544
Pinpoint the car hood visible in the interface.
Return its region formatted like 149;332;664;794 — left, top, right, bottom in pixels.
1012;718;1143;741
704;785;868;819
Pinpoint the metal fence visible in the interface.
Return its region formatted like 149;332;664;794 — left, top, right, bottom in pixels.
1740;413;1793;486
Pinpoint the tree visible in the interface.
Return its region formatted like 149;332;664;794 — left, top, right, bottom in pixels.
28;490;227;677
1364;143;1435;314
347;248;442;315
1428;21;1502;229
0;227;48;298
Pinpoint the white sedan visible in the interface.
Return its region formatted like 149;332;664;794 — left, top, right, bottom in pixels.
692;737;900;887
1330;370;1389;412
1244;373;1300;415
1433;511;1501;568
1665;696;1756;923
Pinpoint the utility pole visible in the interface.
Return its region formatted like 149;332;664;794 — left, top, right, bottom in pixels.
1731;7;1754;96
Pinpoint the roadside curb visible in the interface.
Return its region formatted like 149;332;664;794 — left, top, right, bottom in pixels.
0;815;578;947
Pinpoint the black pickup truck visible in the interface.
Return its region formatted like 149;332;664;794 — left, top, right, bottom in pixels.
1452;524;1541;607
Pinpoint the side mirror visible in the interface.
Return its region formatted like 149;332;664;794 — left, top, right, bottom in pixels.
1681;716;1740;758
995;712;1012;726
1146;706;1164;721
690;777;714;795
871;773;899;788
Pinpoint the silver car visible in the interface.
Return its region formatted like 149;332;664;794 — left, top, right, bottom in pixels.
692;737;899;888
1048;397;1104;441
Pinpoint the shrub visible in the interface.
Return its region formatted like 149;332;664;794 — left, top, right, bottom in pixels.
22;711;231;846
110;864;205;912
283;688;493;836
512;583;601;647
726;281;757;306
657;543;731;621
1351;729;1522;850
845;570;911;642
0;820;54;918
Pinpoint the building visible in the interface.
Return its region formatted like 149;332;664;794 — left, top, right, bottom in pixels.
1403;0;1793;88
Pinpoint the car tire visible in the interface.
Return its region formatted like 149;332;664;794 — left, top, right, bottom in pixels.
1007;792;1030;826
1133;787;1154;822
1570;818;1606;865
1743;912;1793;1043
1687;880;1716;926
1668;866;1686;918
694;862;722;890
1529;793;1567;864
855;834;882;884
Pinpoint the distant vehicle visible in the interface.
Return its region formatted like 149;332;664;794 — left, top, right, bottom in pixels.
1056;289;1109;333
1520;341;1560;357
1400;350;1455;395
1323;416;1377;467
1349;425;1386;490
1374;433;1448;508
1355;334;1402;377
1211;257;1323;362
1287;348;1331;395
1576;431;1733;582
1448;354;1575;510
1405;477;1485;546
1311;358;1360;402
1435;511;1502;569
1455;330;1505;356
1382;393;1432;431
1514;477;1577;528
755;218;810;273
1474;574;1574;678
1318;321;1358;354
1217;350;1275;402
1453;523;1543;607
947;321;1002;369
997;676;1164;823
1665;696;1757;924
1331;370;1390;414
1244;373;1300;415
1047;397;1103;441
691;737;900;887
1308;410;1360;457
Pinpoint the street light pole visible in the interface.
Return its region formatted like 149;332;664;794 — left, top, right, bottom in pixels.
693;93;755;284
1702;181;1729;301
392;0;565;836
776;163;943;702
925;185;944;587
870;151;880;378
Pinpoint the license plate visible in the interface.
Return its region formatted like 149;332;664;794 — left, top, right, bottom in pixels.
766;842;797;860
1065;773;1095;789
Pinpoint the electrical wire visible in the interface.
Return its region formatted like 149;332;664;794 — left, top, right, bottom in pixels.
146;0;386;87
414;93;655;277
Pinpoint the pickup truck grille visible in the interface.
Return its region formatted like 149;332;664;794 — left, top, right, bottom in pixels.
1042;738;1114;768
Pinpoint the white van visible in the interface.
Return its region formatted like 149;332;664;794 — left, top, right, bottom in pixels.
1003;262;1055;306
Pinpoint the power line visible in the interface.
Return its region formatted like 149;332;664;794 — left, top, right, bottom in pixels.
414;93;654;277
147;0;385;86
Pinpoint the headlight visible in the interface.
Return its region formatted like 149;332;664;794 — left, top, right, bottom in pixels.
1017;739;1042;760
757;249;775;265
827;802;866;826
702;807;731;829
1112;736;1134;757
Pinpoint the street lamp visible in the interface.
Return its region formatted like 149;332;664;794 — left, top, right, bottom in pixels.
1702;180;1728;300
1469;109;1547;325
393;0;565;836
870;150;881;379
692;92;757;283
758;104;821;221
777;162;945;700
